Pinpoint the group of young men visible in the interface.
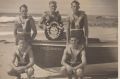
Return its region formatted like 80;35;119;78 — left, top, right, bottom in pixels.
7;0;88;79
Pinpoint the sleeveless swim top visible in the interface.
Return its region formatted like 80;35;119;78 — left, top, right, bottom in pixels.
65;46;84;67
15;15;33;44
41;11;62;24
15;15;33;34
69;11;85;29
16;49;29;66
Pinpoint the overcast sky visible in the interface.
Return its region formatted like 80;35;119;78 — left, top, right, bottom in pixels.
0;0;118;15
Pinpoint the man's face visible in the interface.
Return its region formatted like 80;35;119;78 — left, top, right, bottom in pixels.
70;37;79;46
20;7;28;17
18;40;26;51
49;3;57;12
71;3;79;13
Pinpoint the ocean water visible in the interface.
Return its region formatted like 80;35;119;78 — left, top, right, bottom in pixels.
0;14;118;42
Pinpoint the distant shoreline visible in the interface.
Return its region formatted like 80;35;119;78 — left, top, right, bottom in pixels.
0;12;118;17
0;31;43;36
0;14;118;27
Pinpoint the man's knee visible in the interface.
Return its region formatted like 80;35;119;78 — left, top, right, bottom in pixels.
25;67;34;76
60;66;67;75
7;68;20;76
60;66;72;75
76;69;83;77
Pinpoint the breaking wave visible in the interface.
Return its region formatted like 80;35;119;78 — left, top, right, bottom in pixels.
0;16;42;23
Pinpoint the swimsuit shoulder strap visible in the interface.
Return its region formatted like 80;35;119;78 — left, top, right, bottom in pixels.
15;16;22;24
27;15;33;20
44;11;50;16
69;46;74;56
15;49;21;59
79;45;85;54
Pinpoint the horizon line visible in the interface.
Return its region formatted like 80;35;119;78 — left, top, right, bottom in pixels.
0;12;118;16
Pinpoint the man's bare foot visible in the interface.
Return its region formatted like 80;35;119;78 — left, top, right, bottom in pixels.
16;75;21;79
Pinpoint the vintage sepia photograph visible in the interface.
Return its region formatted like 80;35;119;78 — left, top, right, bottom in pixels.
0;0;118;79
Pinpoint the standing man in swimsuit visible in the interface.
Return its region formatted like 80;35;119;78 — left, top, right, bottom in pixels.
39;0;63;29
14;4;37;45
7;40;34;79
61;31;87;79
67;0;88;46
39;0;64;40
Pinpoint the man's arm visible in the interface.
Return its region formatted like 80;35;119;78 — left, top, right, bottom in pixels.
61;48;70;67
23;45;31;59
14;22;18;39
74;49;87;69
66;17;70;44
38;12;47;29
11;52;17;69
83;14;88;46
11;52;25;73
30;18;37;40
58;13;63;26
24;49;34;69
14;49;34;72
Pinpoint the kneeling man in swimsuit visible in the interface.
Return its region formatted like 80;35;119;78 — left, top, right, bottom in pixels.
61;31;87;79
7;40;34;79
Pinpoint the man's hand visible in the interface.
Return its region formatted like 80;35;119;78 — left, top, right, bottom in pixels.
85;36;88;46
66;65;74;73
74;64;84;70
14;66;26;73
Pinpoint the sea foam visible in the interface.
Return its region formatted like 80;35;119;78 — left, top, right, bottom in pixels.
0;16;42;23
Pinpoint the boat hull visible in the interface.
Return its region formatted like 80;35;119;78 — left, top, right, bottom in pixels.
32;40;118;68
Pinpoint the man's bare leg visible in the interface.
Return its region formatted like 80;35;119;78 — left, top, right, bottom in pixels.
16;75;21;79
67;74;73;79
26;67;34;79
75;69;84;79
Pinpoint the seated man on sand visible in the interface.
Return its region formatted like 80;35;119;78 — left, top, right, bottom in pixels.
61;30;87;79
7;40;34;79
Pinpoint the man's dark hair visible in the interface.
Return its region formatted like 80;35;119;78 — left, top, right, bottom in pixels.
70;30;85;44
19;4;28;11
71;0;80;6
49;0;57;5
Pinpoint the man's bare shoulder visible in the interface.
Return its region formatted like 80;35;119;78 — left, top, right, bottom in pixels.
67;13;74;21
14;16;20;23
13;48;19;56
56;11;61;15
43;11;50;16
79;10;87;16
64;45;71;53
27;46;33;55
27;15;34;21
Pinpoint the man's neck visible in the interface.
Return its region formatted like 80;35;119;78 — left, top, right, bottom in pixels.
71;44;83;49
73;11;80;16
50;11;56;15
18;47;27;53
71;44;78;49
21;15;28;19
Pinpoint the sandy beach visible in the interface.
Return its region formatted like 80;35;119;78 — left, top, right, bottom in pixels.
0;41;61;79
0;27;118;79
0;16;118;79
0;40;117;79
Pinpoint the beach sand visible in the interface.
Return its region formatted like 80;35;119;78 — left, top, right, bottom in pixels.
0;22;118;79
0;41;61;79
0;40;118;79
0;35;59;79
